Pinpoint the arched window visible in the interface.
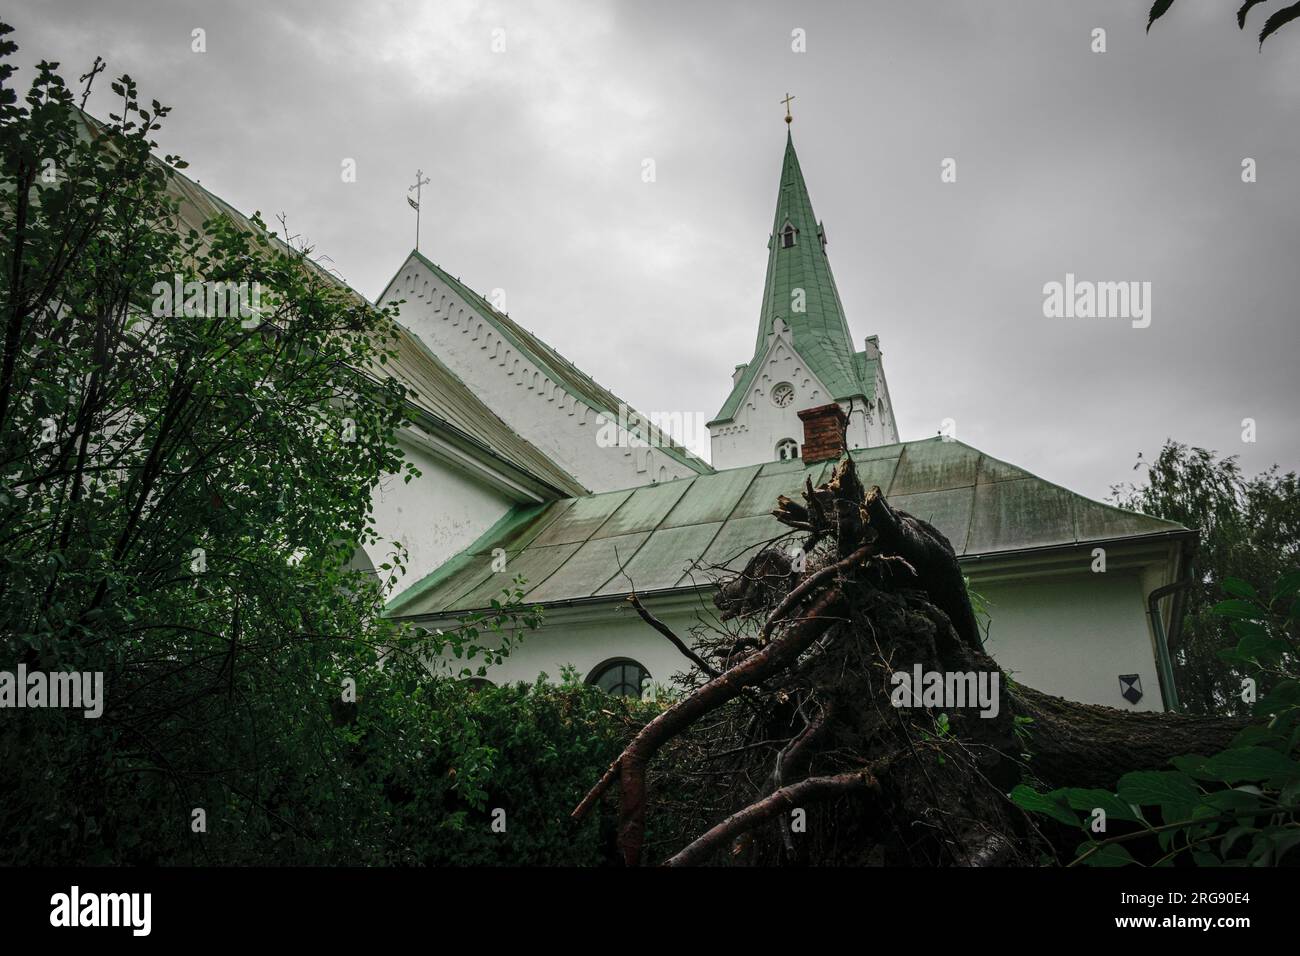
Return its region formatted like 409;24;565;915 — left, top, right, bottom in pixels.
781;223;796;248
776;438;800;461
338;544;380;600
587;658;651;699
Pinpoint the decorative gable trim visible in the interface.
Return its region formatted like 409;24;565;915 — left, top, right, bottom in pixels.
378;253;712;491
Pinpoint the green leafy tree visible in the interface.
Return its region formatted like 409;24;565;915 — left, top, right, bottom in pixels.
0;25;426;863
0;25;712;866
1110;441;1300;715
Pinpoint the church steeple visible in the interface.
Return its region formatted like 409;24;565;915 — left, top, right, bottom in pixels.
754;131;861;393
710;128;874;431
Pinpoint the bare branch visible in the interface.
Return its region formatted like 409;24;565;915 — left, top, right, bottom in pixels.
627;592;719;679
664;769;879;867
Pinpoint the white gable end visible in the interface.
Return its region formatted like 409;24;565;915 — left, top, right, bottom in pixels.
381;257;700;492
709;323;871;469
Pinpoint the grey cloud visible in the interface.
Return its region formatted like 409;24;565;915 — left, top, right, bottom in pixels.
9;0;1297;498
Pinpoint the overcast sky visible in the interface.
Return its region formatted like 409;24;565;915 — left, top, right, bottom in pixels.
9;0;1299;499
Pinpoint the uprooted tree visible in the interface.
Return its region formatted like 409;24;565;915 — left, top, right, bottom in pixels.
571;456;1296;867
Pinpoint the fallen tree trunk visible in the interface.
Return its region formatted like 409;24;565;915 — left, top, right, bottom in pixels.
1012;685;1246;791
574;456;1247;866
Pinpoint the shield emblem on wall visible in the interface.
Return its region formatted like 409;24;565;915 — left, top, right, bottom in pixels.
1118;674;1143;705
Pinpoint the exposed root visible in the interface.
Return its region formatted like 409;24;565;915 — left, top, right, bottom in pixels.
575;456;1246;867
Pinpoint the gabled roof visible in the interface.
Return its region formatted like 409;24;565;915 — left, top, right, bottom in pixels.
387;437;1191;617
76;108;585;498
381;326;588;496
383;251;715;477
712;132;875;425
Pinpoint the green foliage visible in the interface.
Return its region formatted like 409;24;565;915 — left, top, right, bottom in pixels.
0;28;671;868
0;28;698;868
921;712;952;765
311;668;658;866
0;26;635;866
1013;570;1300;866
1147;0;1300;47
964;575;993;646
424;576;543;678
1110;441;1300;714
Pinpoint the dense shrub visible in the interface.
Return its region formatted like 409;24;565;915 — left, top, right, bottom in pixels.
347;673;660;866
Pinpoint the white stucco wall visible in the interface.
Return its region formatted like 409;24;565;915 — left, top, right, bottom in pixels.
422;600;712;696
382;259;698;493
369;434;516;599
419;566;1169;711
977;572;1164;712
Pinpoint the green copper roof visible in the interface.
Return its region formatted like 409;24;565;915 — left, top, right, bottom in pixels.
389;438;1192;617
712;132;874;425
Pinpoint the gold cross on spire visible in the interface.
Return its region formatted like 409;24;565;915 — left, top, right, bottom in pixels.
781;92;795;125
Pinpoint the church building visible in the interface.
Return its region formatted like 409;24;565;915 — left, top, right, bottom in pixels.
367;125;1195;714
115;99;1195;715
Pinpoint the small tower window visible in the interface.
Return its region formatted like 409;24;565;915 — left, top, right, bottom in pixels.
781;224;796;249
776;438;800;461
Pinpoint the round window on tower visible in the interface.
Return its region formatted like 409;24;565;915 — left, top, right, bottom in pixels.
771;382;795;408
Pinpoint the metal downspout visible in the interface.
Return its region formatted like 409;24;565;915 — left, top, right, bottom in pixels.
1148;567;1192;713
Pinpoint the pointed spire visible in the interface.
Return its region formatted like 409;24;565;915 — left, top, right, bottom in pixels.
711;127;873;427
757;133;862;389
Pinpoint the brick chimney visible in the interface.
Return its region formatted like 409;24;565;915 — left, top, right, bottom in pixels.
797;403;848;464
